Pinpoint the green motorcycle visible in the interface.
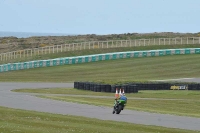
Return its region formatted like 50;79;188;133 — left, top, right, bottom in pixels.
112;99;126;114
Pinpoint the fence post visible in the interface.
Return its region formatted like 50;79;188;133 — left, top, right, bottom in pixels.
153;38;155;45
121;40;122;47
10;52;12;59
134;40;136;46
53;46;54;53
164;38;165;45
181;38;182;44
193;37;194;44
5;53;7;61
130;40;131;47
64;44;66;51
74;43;76;50
139;40;141;46
31;49;32;57
61;45;62;52
175;38;176;45
107;41;108;48
144;39;145;46
159;38;160;45
8;52;10;60
41;48;43;55
112;40;113;48
0;54;2;61
187;37;188;44
199;37;200;44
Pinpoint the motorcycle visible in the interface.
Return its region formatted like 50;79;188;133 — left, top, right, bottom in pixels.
112;99;126;114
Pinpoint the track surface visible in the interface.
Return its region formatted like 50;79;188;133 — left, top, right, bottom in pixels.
0;81;200;131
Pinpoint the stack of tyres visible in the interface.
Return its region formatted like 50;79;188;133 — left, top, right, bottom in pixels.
188;84;200;90
121;84;131;93
128;85;138;93
74;82;78;89
79;82;84;90
96;84;101;92
197;84;200;90
84;82;90;90
101;84;106;92
74;82;139;93
83;82;87;90
76;82;80;89
105;84;111;92
76;82;81;89
111;85;116;93
89;83;94;91
93;83;97;92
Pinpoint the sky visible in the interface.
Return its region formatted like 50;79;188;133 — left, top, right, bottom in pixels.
0;0;199;35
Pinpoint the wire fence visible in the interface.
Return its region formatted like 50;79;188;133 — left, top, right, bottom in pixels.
0;37;200;62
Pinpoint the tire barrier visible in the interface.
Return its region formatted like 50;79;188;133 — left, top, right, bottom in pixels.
188;84;199;90
1;48;200;73
74;82;138;93
74;82;200;92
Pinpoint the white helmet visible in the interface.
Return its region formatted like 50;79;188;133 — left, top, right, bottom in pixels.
121;93;125;96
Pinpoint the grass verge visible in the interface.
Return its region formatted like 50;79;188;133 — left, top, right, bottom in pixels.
1;106;198;133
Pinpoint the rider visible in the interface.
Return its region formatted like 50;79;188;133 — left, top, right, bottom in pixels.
113;92;127;114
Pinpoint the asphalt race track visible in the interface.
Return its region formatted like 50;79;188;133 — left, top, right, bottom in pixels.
0;81;200;131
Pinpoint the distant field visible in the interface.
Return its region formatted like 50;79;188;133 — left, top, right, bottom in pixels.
1;44;200;65
1;54;200;84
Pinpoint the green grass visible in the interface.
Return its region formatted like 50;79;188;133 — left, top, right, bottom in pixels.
13;88;200;99
1;106;198;133
13;88;200;117
1;44;200;65
1;54;200;84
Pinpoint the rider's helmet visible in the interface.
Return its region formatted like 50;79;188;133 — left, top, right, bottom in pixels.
120;93;125;97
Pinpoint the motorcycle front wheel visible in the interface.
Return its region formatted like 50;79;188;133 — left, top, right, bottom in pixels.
116;105;122;114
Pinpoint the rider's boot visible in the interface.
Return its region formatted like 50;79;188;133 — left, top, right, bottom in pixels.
112;106;116;114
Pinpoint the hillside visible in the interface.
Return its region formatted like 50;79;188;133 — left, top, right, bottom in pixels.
0;32;200;53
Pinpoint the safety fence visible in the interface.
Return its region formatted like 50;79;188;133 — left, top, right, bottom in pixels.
1;37;200;62
1;48;200;73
